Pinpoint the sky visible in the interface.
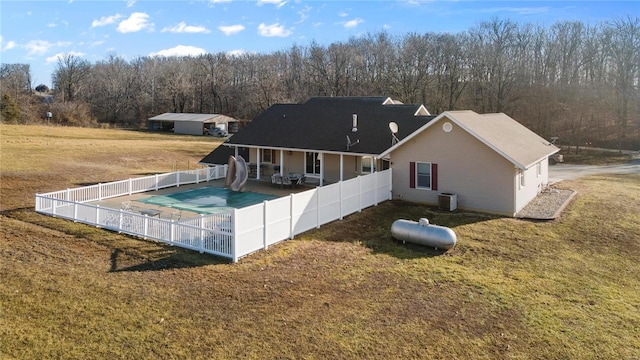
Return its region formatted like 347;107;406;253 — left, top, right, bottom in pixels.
1;0;637;88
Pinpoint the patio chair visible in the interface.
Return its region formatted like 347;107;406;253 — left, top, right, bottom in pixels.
271;173;283;187
295;175;306;188
281;176;292;188
121;201;133;212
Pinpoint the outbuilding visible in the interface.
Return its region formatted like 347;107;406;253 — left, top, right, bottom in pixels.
148;113;239;136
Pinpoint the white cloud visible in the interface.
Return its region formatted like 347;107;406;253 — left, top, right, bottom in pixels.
45;51;86;64
47;22;57;28
126;0;136;7
343;18;363;29
210;0;232;3
338;11;348;17
3;40;17;51
161;22;211;34
258;0;287;8
296;5;312;24
92;14;123;28
149;45;207;57
117;12;153;33
25;40;54;56
219;24;245;36
257;23;292;37
227;49;245;57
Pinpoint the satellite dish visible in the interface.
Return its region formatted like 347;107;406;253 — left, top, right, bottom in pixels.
389;122;398;134
389;122;400;145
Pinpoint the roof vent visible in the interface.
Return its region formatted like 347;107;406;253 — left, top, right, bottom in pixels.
352;113;358;132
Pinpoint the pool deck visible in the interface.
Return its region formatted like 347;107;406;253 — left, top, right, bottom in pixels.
89;178;313;220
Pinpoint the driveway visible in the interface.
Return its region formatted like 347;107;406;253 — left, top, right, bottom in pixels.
549;157;640;184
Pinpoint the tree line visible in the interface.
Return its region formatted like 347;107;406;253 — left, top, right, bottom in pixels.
2;17;639;150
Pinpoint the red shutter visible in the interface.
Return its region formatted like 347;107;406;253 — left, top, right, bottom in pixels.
410;162;415;188
431;163;438;191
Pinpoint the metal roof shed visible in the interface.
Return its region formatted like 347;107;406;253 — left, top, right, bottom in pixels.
148;113;238;135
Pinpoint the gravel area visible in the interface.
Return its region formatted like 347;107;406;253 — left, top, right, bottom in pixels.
515;188;576;220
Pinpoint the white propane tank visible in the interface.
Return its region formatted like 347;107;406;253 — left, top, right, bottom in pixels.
391;218;457;250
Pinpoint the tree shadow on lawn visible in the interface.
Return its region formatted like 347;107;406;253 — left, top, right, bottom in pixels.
317;200;504;261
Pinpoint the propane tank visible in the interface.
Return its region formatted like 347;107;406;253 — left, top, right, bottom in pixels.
391;218;457;250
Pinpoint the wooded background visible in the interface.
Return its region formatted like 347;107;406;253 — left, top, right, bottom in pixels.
2;18;638;150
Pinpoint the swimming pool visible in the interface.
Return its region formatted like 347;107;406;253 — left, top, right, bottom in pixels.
139;186;278;214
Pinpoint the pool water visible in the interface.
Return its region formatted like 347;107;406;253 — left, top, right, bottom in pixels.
139;187;278;214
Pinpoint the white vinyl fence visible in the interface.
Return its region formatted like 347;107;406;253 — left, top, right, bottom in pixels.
35;169;392;262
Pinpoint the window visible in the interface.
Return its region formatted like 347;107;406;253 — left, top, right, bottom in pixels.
262;149;274;163
416;162;432;189
410;162;438;191
305;152;320;175
361;156;375;173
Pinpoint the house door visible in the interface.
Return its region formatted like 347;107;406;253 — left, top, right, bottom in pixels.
305;152;320;175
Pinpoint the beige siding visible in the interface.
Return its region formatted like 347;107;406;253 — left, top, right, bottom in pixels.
390;120;517;215
514;159;548;213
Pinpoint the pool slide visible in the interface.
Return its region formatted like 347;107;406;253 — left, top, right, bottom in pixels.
225;155;248;192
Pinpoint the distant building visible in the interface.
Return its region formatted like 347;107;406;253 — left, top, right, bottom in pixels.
148;113;239;136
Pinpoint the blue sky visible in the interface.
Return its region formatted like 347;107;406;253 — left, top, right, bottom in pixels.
1;0;637;88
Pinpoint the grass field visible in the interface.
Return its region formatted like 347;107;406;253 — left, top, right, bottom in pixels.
1;124;639;359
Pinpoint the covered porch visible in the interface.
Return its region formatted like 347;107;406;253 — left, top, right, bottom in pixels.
227;145;390;187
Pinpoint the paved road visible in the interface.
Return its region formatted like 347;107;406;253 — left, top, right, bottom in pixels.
549;157;640;183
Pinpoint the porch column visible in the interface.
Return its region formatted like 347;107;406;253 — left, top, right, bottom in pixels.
340;154;344;181
256;148;261;180
319;152;324;186
371;156;376;174
280;150;285;176
234;147;238;158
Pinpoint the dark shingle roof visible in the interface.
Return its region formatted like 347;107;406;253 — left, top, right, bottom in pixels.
199;145;249;165
226;97;435;155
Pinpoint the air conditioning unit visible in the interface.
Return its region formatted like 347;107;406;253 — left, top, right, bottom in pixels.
438;193;458;211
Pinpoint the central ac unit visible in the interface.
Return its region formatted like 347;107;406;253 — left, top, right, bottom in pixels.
438;193;458;211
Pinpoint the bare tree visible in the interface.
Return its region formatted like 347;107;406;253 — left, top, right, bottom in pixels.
52;54;91;102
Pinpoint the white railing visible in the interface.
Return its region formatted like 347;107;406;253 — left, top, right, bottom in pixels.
35;169;392;262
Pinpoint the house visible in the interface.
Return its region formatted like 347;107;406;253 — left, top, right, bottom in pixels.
148;113;239;136
380;110;559;216
199;97;559;216
201;97;433;184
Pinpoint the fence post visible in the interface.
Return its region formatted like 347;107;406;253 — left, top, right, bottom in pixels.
358;176;362;212
98;183;103;200
176;171;180;187
66;188;70;202
388;169;393;200
199;214;205;253
263;200;269;250
74;203;78;221
52;198;57;216
316;188;320;229
289;194;295;240
129;178;132;195
155;174;159;191
96;205;100;226
374;172;379;206
196;170;200;184
143;215;148;239
232;209;238;263
170;222;175;245
339;181;344;220
118;209;123;233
